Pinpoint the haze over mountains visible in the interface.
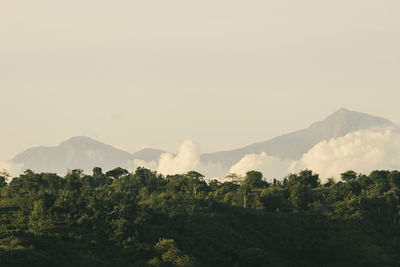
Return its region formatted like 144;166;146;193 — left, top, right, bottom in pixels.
202;108;394;168
11;108;394;176
12;137;134;174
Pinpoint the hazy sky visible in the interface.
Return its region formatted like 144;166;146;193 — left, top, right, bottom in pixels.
1;0;400;160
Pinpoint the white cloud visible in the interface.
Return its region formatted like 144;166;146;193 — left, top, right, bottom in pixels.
157;140;201;175
133;140;226;178
133;128;400;183
229;152;292;180
290;128;400;181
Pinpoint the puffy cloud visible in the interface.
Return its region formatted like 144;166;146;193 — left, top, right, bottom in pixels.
157;140;201;175
229;152;292;180
290;128;400;181
134;140;226;178
134;128;400;182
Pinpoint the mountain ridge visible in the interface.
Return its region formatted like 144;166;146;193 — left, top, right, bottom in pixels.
11;108;394;174
200;108;394;168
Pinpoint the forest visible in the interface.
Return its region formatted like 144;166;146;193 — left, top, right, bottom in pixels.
1;167;400;266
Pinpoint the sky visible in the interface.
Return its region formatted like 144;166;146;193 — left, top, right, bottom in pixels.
1;0;400;161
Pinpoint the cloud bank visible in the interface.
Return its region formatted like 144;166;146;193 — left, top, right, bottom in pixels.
229;152;292;180
134;140;226;178
291;128;400;181
133;127;400;183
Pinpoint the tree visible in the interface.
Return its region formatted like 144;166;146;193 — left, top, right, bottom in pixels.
285;170;319;188
152;238;195;267
239;171;270;208
93;167;103;176
388;171;400;189
370;170;390;193
106;167;129;179
289;183;309;211
0;170;9;188
298;170;319;188
358;174;373;190
243;171;266;189
65;169;83;193
186;171;205;198
341;170;357;182
239;183;250;208
225;173;243;184
324;178;336;187
261;187;288;212
208;179;220;191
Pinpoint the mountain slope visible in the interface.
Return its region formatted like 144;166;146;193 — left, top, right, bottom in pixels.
201;108;394;168
132;148;167;162
12;136;134;174
11;108;394;174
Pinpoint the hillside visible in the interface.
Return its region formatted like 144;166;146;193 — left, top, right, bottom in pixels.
0;168;399;266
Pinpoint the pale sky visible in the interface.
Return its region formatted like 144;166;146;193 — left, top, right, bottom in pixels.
1;0;400;160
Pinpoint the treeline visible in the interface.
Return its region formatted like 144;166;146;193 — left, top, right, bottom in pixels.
1;167;400;266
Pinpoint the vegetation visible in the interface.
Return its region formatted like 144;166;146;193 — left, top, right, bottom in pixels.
1;167;400;266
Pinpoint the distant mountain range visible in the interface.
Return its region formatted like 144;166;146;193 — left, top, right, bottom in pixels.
201;108;394;168
11;108;394;175
12;137;166;174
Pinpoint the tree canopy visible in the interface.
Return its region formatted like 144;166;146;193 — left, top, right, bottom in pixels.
1;167;400;266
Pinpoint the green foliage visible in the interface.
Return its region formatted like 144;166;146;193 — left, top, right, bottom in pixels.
105;167;129;179
389;171;400;189
0;170;10;188
260;187;289;212
0;167;400;266
243;171;266;189
284;170;320;188
341;170;357;182
152;238;196;267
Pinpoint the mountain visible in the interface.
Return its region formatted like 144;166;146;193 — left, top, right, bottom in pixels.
12;136;133;174
132;148;167;162
200;108;394;168
12;136;168;174
11;108;394;174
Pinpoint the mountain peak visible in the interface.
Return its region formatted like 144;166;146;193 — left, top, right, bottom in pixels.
324;108;392;124
12;136;133;174
334;107;351;113
59;136;108;149
310;108;393;139
323;107;355;121
327;107;366;118
60;136;98;144
202;108;395;166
